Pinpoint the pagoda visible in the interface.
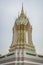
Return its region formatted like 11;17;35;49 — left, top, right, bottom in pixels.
9;4;36;54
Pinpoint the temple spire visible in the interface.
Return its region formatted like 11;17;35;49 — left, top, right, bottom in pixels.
21;3;24;15
22;3;24;12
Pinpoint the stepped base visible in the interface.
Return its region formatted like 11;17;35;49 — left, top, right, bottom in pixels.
9;44;36;53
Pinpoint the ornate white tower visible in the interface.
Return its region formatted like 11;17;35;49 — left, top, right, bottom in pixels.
9;4;36;54
9;4;36;64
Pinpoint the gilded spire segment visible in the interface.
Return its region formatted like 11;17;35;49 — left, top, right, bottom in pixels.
21;3;24;16
21;3;24;13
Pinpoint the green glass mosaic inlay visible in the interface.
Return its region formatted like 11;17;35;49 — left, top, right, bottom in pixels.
38;55;43;58
7;53;14;56
26;53;36;56
0;56;5;59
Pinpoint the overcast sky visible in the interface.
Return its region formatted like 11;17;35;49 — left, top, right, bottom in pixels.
0;0;43;55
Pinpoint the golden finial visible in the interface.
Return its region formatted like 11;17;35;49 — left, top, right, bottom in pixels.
22;3;23;12
21;3;24;14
